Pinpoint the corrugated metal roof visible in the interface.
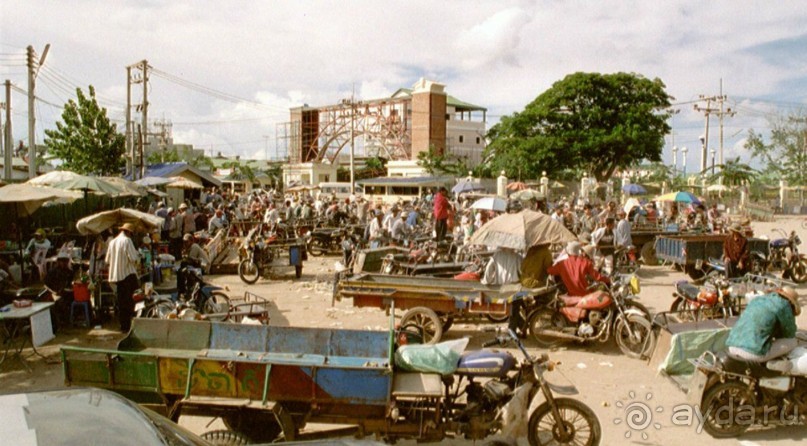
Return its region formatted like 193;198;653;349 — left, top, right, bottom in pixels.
133;162;222;187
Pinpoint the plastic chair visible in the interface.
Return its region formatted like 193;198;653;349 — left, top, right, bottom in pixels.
70;301;92;327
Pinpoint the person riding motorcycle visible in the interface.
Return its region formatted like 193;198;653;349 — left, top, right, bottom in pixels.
725;286;800;364
547;241;610;296
177;234;210;300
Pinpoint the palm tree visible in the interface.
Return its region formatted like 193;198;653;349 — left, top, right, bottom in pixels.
702;157;756;186
222;161;255;182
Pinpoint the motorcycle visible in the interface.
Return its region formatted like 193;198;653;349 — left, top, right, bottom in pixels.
394;326;602;445
763;229;807;283
527;274;655;358
670;275;741;322
177;264;231;321
238;225;303;283
613;244;640;274
690;349;807;438
306;226;350;257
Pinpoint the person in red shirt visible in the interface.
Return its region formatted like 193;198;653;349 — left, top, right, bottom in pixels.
548;241;610;296
433;187;450;242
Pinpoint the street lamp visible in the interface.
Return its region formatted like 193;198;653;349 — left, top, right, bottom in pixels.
699;135;707;174
672;146;678;176
681;146;689;177
710;149;716;177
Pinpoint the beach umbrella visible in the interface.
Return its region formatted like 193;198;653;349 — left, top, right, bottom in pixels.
510;188;545;201
76;208;164;235
622;184;647;195
135;176;173;187
0;183;80;216
470;196;508;212
549;181;566;189
452;180;486;195
506;181;528;191
102;177;148;197
654;191;701;204
52;175;126;197
469;209;576;250
166;176;203;189
26;170;82;187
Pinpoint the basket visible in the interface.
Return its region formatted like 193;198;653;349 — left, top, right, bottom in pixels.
73;282;91;302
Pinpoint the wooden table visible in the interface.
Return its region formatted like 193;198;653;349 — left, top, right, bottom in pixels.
0;302;55;371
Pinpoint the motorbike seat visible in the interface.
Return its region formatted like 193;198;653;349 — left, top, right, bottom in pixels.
718;351;783;378
675;281;701;300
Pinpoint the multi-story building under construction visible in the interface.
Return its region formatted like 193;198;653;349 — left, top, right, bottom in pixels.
277;78;487;185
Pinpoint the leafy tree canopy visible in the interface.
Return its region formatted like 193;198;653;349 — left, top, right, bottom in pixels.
483;72;673;182
416;145;470;177
44;85;126;175
745;113;807;185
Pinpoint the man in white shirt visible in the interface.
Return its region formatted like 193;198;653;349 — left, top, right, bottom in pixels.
614;210;632;248
368;210;384;249
105;223;141;332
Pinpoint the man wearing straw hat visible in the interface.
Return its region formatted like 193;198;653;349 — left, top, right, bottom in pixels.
723;222;749;278
106;223;141;332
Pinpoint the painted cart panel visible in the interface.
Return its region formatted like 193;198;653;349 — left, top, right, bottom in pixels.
62;319;393;412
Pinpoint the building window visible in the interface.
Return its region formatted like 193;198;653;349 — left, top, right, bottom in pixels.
476;136;481;144
458;135;464;143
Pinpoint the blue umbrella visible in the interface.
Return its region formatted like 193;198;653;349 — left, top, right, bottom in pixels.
622;183;647;195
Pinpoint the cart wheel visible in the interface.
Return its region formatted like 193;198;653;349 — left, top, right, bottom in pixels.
295;265;303;279
238;259;260;284
400;307;443;344
641;241;658;265
201;429;251;446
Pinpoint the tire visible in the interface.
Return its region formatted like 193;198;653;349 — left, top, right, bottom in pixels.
307;238;325;257
400;307;443;344
527;308;566;349
201;430;251;446
203;291;231;322
670;297;697;322
238;259;260;284
614;314;655;359
641;241;657;265
485;313;510;323
701;380;753;438
791;258;807;284
295;265;303;279
527;397;602;446
222;411;282;443
144;301;175;319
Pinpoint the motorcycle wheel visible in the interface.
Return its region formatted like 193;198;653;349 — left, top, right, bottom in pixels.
701;380;753;438
237;259;260;285
791;258;807;284
670;297;697;322
614;314;655;359
203;291;231;322
307;239;325;257
625;300;652;321
527;308;567;349
527;397;601;446
400;307;443;344
144;301;175;319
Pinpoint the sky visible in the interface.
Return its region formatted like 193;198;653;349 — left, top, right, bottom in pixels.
1;1;806;176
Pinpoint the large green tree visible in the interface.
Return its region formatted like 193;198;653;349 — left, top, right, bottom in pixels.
416;145;470;177
483;72;673;182
745;114;807;185
44;86;125;175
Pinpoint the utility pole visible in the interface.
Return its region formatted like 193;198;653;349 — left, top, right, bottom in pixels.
27;44;50;179
341;89;362;193
3;80;11;181
126;60;149;180
694;87;734;172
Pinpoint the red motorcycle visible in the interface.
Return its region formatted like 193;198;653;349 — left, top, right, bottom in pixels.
670;275;740;321
527;275;654;358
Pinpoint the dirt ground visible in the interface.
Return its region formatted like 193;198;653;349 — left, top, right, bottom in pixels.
3;216;807;445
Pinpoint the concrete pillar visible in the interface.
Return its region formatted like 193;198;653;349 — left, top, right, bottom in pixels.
497;171;507;197
780;180;787;211
621;177;630;203
540;171;549;198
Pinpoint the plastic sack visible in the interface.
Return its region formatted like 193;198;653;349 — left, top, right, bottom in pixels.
395;338;470;375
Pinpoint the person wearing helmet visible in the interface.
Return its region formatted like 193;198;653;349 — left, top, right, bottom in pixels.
726;286;800;363
547;241;610;297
